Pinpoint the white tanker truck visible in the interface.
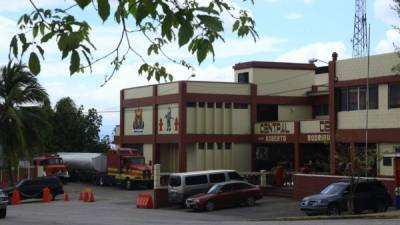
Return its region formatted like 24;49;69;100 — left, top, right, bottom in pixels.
58;148;153;189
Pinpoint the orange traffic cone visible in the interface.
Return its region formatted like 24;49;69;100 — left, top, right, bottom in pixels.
64;192;69;202
11;190;20;205
88;191;95;202
42;187;51;203
79;191;84;201
83;191;89;202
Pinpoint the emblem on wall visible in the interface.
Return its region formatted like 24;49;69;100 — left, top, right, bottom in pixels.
159;107;179;132
133;108;144;133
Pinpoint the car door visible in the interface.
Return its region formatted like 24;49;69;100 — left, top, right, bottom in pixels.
353;183;369;212
215;183;235;208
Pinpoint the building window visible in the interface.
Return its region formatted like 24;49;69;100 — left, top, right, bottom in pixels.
337;85;378;111
198;102;205;108
217;143;223;149
238;72;249;83
225;142;231;149
234;103;248;109
207;102;214;108
389;83;400;108
198;143;205;149
216;102;222;108
395;146;400;153
313;104;328;116
382;157;392;166
257;104;278;122
186;102;196;107
207;142;214;149
224;103;231;109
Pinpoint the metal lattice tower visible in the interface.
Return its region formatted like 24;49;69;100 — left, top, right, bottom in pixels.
352;0;368;58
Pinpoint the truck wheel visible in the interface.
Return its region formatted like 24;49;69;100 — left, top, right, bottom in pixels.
0;208;6;219
125;179;132;190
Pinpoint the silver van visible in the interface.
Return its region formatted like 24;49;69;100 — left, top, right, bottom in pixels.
168;170;243;204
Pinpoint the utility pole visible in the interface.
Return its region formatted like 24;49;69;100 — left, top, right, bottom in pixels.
352;0;367;58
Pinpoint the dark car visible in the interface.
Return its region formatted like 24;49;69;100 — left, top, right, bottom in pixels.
4;176;64;201
0;190;7;218
300;180;392;215
185;180;262;211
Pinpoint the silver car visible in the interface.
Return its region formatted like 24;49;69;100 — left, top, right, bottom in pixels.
0;190;7;218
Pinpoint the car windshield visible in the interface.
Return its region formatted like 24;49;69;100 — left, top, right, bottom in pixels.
207;184;222;194
321;183;348;195
126;157;145;165
45;158;63;165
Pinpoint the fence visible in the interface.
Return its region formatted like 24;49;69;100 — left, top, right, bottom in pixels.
0;166;36;188
155;168;294;189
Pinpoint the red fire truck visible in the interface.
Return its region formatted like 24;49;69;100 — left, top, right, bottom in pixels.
32;154;69;181
59;148;153;189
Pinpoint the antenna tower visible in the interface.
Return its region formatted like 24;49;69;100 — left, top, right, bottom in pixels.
352;0;367;57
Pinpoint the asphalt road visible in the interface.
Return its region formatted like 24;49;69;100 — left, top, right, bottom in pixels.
1;182;399;225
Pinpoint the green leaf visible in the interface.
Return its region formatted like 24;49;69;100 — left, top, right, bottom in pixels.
10;36;18;58
97;0;110;22
70;50;80;75
39;23;45;35
36;45;45;60
178;22;193;47
32;24;39;38
18;33;27;44
41;32;54;43
197;15;223;32
75;0;91;9
29;52;41;75
232;20;240;32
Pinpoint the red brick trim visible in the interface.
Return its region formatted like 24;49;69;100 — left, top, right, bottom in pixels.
336;128;400;143
328;52;338;174
233;61;316;71
254;96;310;105
120;90;125;144
178;82;187;172
335;74;400;88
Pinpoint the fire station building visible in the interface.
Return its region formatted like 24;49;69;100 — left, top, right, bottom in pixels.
114;52;400;178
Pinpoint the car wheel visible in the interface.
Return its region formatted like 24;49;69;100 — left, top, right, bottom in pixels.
327;205;340;216
0;208;6;219
374;202;387;213
205;201;215;211
246;197;256;206
125;179;132;190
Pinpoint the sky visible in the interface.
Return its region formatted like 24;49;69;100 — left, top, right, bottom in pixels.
0;0;399;138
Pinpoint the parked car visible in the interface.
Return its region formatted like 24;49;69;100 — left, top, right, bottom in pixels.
168;170;244;204
4;176;64;201
0;190;7;218
185;180;262;211
300;179;392;216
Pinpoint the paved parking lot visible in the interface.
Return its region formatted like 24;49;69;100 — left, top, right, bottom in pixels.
1;182;399;225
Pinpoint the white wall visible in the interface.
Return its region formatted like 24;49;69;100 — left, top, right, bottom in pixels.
336;53;398;81
124;86;153;99
159;144;178;173
187;82;250;95
232;144;251;172
143;144;153;165
377;143;399;176
278;105;312;121
157;83;179;96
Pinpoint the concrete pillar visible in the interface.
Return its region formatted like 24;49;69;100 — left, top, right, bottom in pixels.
153;164;160;188
260;170;267;187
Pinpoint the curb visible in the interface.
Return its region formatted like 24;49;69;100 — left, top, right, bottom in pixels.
249;212;400;221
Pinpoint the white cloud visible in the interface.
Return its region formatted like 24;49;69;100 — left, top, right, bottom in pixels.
374;0;400;25
376;29;400;53
276;42;350;65
303;0;314;5
285;13;304;20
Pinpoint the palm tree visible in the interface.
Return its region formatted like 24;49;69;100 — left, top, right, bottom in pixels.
0;62;49;185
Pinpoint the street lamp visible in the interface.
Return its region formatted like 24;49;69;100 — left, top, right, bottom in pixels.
308;58;329;65
187;74;195;80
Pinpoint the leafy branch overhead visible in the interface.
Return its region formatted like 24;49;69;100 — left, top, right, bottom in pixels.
10;0;257;84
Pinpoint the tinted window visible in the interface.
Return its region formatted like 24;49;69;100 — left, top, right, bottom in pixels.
209;173;226;183
198;102;205;108
217;143;223;149
207;102;214;108
234;183;252;190
216;103;222;108
383;157;392;166
238;72;249;83
221;184;234;192
225;143;231;150
187;102;196;107
169;176;181;187
228;172;242;180
198;143;205;149
207;142;213;149
389;83;400;108
224;103;231;109
185;175;208;186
